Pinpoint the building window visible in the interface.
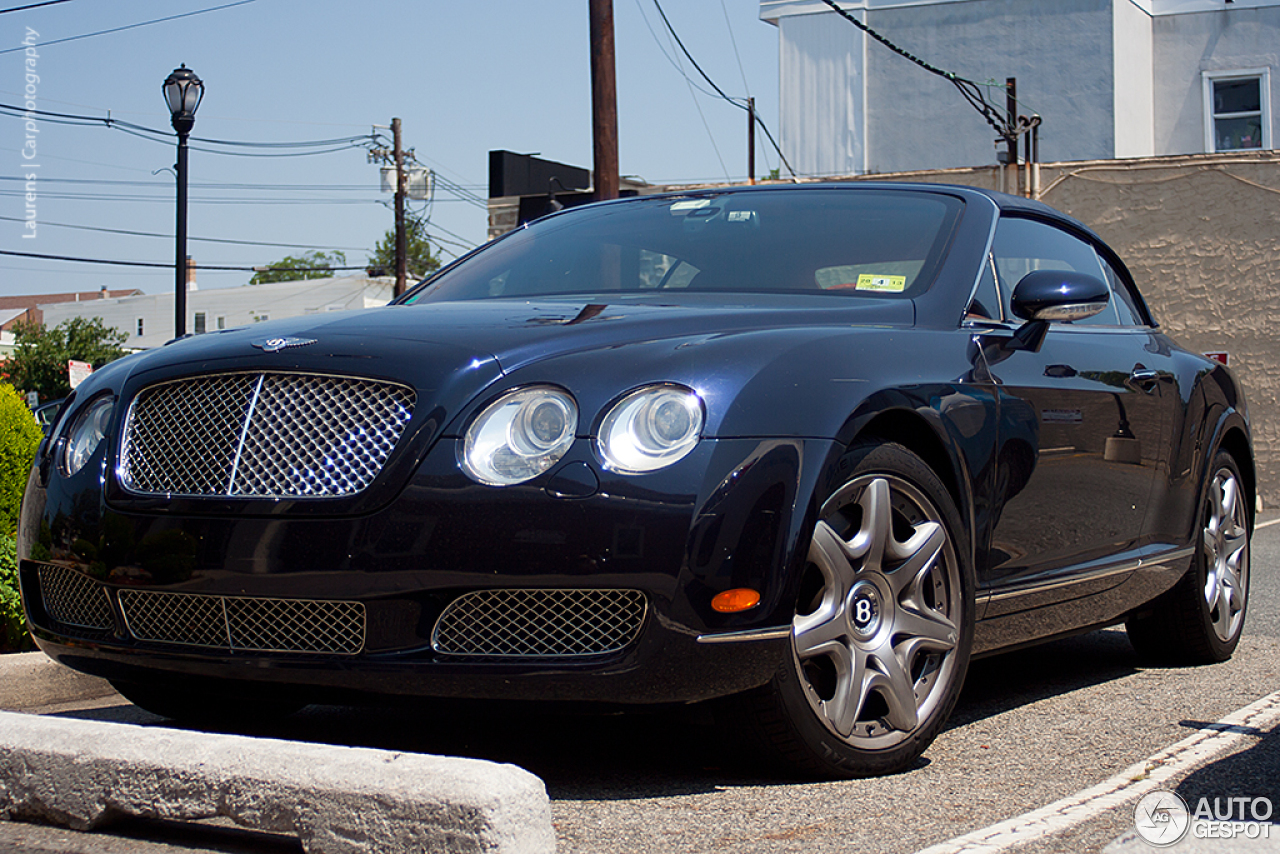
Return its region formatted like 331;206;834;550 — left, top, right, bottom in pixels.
136;318;144;337
253;314;269;323
216;316;226;330
194;312;206;334
1204;69;1271;152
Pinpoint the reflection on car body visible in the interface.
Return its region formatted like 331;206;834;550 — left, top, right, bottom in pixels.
17;184;1252;778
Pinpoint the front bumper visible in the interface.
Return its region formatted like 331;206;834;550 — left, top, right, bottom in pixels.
19;435;835;705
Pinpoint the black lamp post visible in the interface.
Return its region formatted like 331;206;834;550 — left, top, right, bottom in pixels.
163;64;203;338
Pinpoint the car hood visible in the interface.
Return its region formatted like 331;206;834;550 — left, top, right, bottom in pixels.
123;295;914;378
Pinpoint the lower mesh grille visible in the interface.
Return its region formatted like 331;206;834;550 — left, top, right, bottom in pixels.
37;565;113;630
117;589;366;655
432;589;647;658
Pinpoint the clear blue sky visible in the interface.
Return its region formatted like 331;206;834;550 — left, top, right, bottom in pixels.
1;0;781;297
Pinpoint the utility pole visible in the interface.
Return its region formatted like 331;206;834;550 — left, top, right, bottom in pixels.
392;117;407;297
1005;77;1019;196
747;97;756;185
589;0;619;201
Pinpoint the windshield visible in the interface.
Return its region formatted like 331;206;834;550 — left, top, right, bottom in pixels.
404;189;964;305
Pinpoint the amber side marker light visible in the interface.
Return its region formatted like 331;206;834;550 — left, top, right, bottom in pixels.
711;588;761;613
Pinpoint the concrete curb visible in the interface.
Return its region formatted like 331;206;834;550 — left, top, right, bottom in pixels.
0;710;555;854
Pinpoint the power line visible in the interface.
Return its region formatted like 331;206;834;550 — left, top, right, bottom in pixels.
816;0;1026;144
650;0;795;178
0;0;77;13
0;213;372;251
0;0;258;56
0;101;378;157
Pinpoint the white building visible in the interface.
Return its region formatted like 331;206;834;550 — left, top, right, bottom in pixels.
41;275;395;350
761;0;1279;177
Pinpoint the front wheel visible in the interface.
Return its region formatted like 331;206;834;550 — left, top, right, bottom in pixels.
729;442;974;778
1127;451;1250;664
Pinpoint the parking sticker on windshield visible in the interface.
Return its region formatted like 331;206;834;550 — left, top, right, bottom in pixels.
855;274;907;293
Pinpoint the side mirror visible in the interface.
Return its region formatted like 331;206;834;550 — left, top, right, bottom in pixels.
1011;269;1109;323
995;270;1110;354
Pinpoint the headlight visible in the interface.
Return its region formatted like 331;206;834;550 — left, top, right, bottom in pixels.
62;396;114;477
597;385;703;474
461;386;578;486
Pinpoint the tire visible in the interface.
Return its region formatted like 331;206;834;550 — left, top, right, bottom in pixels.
111;676;306;727
727;442;975;779
1127;451;1250;664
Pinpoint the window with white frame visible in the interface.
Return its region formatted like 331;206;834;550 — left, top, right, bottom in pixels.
136;317;144;337
194;312;206;334
1204;69;1271;152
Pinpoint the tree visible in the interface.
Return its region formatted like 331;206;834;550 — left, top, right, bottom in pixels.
249;249;347;285
367;218;441;281
6;317;128;402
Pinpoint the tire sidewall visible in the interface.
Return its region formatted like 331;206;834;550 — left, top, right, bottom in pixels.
773;442;975;777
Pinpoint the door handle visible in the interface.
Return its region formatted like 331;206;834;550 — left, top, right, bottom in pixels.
1128;367;1161;391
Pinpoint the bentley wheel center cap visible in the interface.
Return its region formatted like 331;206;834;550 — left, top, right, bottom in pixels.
848;581;883;640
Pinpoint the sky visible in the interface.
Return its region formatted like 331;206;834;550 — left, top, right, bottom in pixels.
0;0;782;297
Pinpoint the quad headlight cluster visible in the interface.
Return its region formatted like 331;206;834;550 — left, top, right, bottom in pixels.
460;383;704;486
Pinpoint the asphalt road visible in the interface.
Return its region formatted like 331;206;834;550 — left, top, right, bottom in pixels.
3;517;1279;854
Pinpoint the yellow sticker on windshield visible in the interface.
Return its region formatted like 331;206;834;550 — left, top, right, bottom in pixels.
855;274;907;293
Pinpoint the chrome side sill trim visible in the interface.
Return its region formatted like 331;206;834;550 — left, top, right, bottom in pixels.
986;546;1194;603
696;626;791;645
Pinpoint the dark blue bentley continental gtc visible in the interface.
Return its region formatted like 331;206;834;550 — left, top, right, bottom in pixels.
18;184;1252;778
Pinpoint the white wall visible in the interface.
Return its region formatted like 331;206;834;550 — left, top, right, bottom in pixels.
1115;0;1156;157
778;9;867;177
765;0;1280;175
769;0;1119;176
1153;5;1280;154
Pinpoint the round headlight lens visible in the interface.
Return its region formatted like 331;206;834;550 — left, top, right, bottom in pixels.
597;385;703;474
62;396;114;477
461;386;578;486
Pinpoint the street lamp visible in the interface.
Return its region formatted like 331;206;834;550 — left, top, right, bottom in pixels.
163;64;203;338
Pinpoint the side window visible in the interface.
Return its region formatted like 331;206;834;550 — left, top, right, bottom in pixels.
1097;254;1149;327
991;217;1119;326
964;253;1003;323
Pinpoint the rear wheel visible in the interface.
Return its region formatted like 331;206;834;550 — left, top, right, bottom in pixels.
730;442;974;778
1127;452;1250;664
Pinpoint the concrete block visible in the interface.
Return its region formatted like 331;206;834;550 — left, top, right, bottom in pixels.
0;711;554;854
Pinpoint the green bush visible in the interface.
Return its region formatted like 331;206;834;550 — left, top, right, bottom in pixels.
0;382;41;536
0;534;30;652
0;384;40;652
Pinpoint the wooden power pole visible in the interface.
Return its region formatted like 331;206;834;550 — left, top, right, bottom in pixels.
392;117;407;297
589;0;619;201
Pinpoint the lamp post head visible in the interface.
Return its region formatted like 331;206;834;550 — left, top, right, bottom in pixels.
163;64;203;135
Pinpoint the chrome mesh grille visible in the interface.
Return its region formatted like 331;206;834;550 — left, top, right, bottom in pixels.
118;589;366;655
432;589;647;658
120;373;415;498
37;565;113;630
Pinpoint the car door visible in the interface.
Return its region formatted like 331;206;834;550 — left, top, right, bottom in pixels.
976;215;1178;614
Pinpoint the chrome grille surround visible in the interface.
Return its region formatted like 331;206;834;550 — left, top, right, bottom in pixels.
37;564;113;631
117;589;366;655
119;372;415;498
432;589;648;658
